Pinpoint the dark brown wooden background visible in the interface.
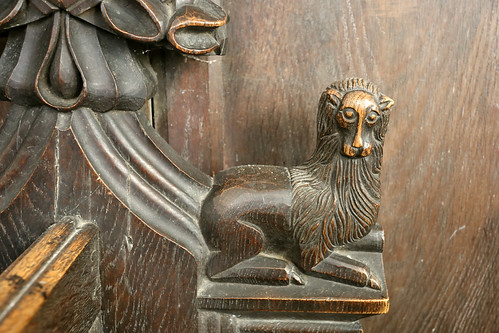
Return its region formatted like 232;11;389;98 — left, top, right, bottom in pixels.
154;0;498;331
0;0;497;332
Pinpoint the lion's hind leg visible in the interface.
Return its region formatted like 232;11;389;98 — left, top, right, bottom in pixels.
205;219;264;278
205;219;303;285
212;255;304;285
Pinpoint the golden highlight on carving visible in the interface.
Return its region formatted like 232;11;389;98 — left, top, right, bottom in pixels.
292;78;394;269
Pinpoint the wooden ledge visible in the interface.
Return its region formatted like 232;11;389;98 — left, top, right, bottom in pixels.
0;218;100;333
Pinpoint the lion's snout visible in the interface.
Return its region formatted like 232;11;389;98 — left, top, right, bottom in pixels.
343;143;372;158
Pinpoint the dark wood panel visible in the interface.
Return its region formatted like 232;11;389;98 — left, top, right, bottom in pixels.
0;110;57;271
162;0;498;331
153;51;225;175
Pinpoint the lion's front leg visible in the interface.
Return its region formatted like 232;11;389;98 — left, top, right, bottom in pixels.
211;254;304;285
307;253;381;290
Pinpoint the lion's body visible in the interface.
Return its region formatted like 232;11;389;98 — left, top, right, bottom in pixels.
201;165;293;251
200;78;393;287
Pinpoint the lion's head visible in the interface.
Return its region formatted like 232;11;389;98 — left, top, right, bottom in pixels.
290;78;394;269
313;78;394;163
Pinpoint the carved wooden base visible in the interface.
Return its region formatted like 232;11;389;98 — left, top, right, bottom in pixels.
199;312;364;333
198;250;388;332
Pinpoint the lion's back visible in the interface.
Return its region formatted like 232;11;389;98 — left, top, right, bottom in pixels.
200;165;293;244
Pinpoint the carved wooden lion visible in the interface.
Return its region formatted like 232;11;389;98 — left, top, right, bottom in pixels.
200;78;394;289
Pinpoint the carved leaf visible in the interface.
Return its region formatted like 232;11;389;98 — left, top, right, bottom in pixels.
48;17;83;99
100;0;170;42
5;15;56;106
0;0;25;26
167;0;228;55
35;12;88;110
0;0;227;111
31;0;101;15
0;29;24;100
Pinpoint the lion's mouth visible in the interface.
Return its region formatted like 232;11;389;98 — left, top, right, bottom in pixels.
342;144;372;158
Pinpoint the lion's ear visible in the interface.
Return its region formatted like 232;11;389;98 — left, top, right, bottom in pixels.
379;94;394;110
326;88;342;103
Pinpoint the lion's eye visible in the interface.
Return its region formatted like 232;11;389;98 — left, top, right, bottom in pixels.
341;109;356;122
366;112;379;124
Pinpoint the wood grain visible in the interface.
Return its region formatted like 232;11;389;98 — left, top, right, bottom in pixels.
0;219;100;333
154;50;225;175
198;311;365;333
57;121;200;332
0;108;57;272
161;0;498;331
0;102;8;128
0;0;495;331
0;112;201;331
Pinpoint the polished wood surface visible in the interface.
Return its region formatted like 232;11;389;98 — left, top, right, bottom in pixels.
0;0;496;331
0;220;100;333
0;108;202;331
0;102;9;128
160;0;498;331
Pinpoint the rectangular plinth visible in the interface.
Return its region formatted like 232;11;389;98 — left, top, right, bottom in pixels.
198;251;388;316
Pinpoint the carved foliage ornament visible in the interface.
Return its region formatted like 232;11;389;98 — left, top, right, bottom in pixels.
0;0;227;111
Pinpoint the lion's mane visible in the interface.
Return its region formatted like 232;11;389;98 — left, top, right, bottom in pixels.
289;78;392;269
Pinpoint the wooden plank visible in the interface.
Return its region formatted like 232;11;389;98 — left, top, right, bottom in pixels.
0;219;100;333
153;51;225;175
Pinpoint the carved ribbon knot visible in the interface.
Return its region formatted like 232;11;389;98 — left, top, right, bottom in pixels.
31;0;102;16
0;0;227;111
